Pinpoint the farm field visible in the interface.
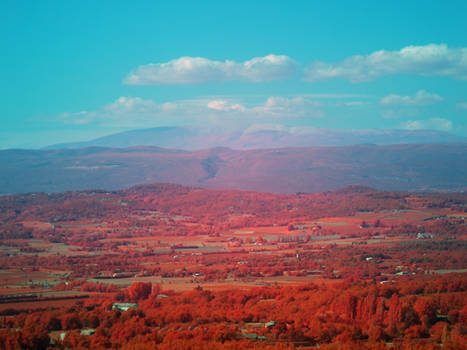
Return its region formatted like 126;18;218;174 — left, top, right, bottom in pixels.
0;183;466;349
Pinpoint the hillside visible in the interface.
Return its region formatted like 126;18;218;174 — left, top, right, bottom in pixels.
1;143;466;195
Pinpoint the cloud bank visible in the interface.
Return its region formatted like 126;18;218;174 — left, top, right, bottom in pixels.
304;44;467;82
380;90;443;106
57;94;456;135
124;54;298;85
60;95;323;127
400;117;453;131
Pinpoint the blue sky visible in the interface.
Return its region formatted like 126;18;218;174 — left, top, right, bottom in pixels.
1;0;466;148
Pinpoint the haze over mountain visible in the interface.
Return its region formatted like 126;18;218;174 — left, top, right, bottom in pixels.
46;126;466;150
2;143;466;195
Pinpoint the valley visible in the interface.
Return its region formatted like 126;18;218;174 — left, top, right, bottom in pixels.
0;184;465;348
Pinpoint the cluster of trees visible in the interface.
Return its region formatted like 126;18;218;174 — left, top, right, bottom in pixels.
0;275;465;349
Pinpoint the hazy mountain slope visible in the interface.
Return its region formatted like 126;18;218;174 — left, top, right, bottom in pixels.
206;144;467;193
46;126;466;150
1;144;466;195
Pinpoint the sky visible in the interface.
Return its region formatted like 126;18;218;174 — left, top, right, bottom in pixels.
1;0;467;149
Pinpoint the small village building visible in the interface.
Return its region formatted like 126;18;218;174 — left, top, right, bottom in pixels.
80;329;96;336
112;302;138;311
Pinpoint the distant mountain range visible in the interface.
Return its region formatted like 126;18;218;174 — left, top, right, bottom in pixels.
2;143;466;195
46;126;466;150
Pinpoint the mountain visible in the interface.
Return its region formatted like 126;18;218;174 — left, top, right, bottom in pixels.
1;143;466;195
46;126;466;150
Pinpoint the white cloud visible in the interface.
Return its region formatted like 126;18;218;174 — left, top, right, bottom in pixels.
206;96;323;118
304;44;467;82
124;54;298;85
240;55;298;82
59;97;164;126
380;90;443;106
456;102;467;110
400;117;453;131
104;96;159;113
253;96;324;118
207;100;246;112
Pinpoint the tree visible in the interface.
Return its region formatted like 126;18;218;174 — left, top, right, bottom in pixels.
127;282;152;302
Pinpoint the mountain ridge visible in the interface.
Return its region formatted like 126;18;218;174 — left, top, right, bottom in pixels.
2;143;466;195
